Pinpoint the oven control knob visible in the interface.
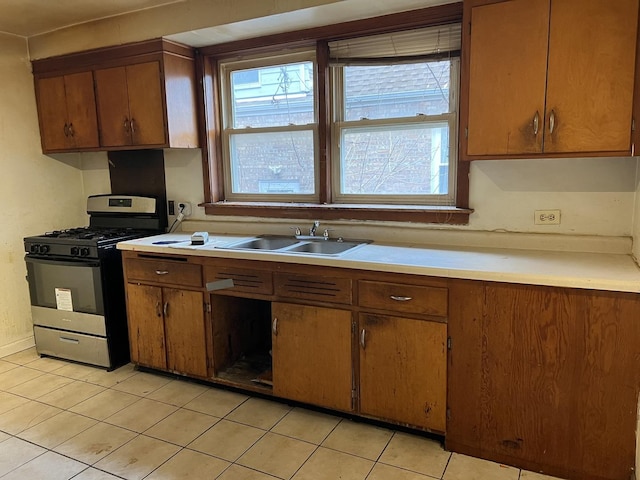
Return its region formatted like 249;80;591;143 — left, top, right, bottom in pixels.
70;246;79;256
30;244;40;254
38;245;50;254
80;247;90;257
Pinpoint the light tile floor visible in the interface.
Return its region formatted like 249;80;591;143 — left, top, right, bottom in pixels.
0;348;563;480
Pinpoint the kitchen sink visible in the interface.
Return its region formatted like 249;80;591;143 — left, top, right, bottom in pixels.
225;235;370;256
286;240;364;255
227;236;300;251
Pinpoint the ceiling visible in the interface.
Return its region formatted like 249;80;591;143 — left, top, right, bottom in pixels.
0;0;184;37
1;0;457;46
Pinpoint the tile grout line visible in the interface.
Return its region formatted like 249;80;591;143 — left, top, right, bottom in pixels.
2;352;537;480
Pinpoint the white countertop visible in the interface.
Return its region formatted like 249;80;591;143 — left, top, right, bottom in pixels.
118;233;640;293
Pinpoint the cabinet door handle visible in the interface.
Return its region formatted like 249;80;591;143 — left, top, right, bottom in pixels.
533;111;540;135
155;301;162;317
390;295;412;302
272;317;278;336
68;123;75;137
63;123;70;137
130;118;136;134
155;270;169;275
360;329;366;349
549;109;556;135
124;118;130;132
163;302;169;317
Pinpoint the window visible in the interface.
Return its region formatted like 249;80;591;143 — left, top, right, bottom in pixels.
206;5;469;223
219;51;318;202
330;26;460;205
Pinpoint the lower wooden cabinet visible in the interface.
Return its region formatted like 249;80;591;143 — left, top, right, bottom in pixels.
447;280;640;480
271;302;353;412
122;251;640;480
126;283;208;377
358;313;447;432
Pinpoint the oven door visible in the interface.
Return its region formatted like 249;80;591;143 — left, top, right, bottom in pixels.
25;256;104;314
25;256;106;336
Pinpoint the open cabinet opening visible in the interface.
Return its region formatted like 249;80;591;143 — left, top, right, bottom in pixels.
210;295;273;392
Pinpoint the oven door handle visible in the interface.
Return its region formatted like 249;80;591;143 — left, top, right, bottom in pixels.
25;256;100;268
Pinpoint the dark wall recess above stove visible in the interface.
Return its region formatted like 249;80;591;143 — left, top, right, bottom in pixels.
108;149;168;230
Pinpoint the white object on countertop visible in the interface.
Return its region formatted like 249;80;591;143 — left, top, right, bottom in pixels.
191;231;209;245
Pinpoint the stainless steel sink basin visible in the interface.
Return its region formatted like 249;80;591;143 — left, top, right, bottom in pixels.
226;235;370;256
286;240;364;255
227;235;299;251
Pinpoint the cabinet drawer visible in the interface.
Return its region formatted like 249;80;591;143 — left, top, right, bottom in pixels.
275;273;352;305
126;258;202;287
358;280;447;317
204;266;273;295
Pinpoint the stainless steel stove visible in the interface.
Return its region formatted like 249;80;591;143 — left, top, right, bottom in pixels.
24;195;166;370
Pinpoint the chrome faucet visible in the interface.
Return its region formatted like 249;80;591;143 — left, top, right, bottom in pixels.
309;220;320;236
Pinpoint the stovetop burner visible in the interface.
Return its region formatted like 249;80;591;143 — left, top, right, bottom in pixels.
43;227;152;242
25;195;165;259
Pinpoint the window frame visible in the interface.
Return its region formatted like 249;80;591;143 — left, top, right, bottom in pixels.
219;50;320;203
330;57;460;205
198;2;471;225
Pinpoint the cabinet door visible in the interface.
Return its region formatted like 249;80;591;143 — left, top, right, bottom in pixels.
126;283;167;369
63;72;99;149
359;313;447;432
163;288;208;377
126;62;166;146
466;0;549;156
36;76;71;151
447;280;640;480
94;66;132;147
544;0;638;153
272;302;352;411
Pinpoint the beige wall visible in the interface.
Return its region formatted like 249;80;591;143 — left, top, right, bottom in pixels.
0;33;86;356
77;150;638;253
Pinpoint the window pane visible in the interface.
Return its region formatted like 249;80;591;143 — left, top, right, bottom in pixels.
231;62;315;128
340;123;449;195
343;62;450;121
229;131;315;194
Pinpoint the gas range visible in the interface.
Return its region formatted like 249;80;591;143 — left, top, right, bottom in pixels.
23;194;167;370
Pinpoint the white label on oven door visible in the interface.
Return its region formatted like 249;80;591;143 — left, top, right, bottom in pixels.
55;288;73;312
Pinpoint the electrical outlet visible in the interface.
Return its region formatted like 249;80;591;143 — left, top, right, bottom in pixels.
534;209;561;225
178;202;192;217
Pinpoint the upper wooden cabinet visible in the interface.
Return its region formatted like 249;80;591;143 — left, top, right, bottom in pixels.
461;0;640;159
94;62;166;147
32;39;199;153
35;71;100;152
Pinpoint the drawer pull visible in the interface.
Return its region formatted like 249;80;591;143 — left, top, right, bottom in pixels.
272;317;278;336
390;295;412;302
155;270;169;275
360;329;366;349
59;336;79;344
